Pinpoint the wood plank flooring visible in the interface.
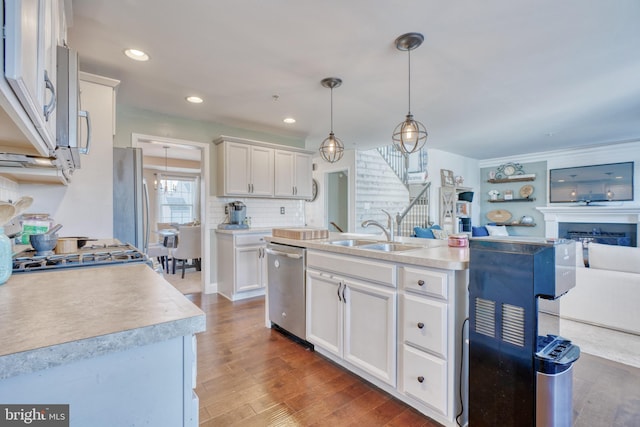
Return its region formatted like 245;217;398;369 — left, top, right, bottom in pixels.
186;293;640;426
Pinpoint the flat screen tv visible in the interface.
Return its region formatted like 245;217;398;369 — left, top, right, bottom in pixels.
549;162;634;204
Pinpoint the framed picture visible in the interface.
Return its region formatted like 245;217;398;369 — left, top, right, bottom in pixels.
440;169;455;187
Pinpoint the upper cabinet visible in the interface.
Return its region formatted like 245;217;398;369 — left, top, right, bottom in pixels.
217;141;274;197
274;150;312;199
215;136;313;199
3;0;63;154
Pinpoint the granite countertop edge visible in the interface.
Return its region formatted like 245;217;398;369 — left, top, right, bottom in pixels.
0;314;205;380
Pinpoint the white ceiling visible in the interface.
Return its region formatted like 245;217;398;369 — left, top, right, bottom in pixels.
68;0;640;160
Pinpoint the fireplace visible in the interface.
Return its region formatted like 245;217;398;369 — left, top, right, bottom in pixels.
558;222;636;247
537;206;640;248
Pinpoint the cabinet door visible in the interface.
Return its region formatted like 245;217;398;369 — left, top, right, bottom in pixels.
4;0;56;150
294;153;312;199
343;279;397;386
249;146;274;196
224;142;251;195
274;150;295;197
235;246;262;292
306;270;342;357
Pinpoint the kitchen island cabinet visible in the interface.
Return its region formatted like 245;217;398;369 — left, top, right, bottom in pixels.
0;263;205;427
306;251;397;386
267;233;468;427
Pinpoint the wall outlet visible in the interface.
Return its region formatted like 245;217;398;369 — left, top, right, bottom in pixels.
280;207;285;214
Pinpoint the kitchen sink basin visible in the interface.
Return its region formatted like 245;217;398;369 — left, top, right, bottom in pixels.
327;239;378;247
358;242;423;252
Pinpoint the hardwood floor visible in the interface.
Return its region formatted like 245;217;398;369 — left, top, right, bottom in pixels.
186;293;640;426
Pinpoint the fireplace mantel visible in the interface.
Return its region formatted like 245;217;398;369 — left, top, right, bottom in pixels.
536;206;640;239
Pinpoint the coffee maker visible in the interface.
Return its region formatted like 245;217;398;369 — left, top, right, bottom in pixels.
218;201;249;229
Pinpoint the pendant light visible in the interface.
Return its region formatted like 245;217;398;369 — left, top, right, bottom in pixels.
392;32;428;154
319;77;344;163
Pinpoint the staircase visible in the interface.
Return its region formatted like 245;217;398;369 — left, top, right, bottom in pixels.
376;146;431;237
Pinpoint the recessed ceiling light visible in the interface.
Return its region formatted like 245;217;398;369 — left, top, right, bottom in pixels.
283;117;296;124
124;48;149;61
186;96;203;104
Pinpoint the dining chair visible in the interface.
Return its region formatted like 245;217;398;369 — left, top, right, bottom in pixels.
171;225;201;278
146;243;169;272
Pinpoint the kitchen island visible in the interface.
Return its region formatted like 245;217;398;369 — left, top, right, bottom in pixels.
266;233;469;427
0;263;205;427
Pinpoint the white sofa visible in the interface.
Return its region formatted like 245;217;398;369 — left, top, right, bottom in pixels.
560;242;640;335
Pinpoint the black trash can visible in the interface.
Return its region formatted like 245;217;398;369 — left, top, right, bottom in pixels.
535;335;581;427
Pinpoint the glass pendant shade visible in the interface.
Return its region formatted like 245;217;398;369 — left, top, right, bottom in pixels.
319;77;344;163
319;132;344;163
392;113;427;154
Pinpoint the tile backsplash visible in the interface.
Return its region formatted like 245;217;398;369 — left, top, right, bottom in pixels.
0;177;19;203
208;197;306;228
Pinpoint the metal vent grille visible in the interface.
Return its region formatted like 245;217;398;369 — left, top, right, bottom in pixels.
474;297;496;337
502;304;525;347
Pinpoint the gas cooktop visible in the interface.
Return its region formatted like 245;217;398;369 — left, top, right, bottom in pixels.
12;243;151;273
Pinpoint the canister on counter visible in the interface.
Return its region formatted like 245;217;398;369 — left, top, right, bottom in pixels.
20;214;53;244
448;233;469;248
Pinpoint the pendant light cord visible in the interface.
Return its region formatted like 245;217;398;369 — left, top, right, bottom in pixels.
330;87;334;133
407;48;412;116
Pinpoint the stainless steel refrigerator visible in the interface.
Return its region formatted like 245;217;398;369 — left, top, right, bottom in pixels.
113;147;149;252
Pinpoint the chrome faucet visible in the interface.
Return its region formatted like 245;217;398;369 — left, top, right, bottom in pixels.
362;209;395;242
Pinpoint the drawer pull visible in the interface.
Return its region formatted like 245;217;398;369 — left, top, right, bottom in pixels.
417;376;425;383
417;279;425;286
417;322;425;329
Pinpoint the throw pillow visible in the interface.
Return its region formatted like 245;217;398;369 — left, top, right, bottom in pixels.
414;225;442;239
432;229;449;240
485;225;509;236
472;226;489;237
588;243;640;274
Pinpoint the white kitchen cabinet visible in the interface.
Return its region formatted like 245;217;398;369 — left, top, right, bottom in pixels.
4;0;60;151
306;251;397;386
399;265;466;420
217;231;268;301
217;140;274;197
274;150;312;199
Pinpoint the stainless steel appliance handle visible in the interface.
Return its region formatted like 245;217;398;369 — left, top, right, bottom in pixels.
265;248;303;259
43;70;56;120
78;110;92;154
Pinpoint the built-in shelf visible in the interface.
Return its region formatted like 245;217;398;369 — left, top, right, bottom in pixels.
493;223;537;227
488;198;536;203
487;177;535;184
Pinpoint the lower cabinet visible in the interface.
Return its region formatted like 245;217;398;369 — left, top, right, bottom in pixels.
306;253;397;387
217;231;268;301
305;249;468;427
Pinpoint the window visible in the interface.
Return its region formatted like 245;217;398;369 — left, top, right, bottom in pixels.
156;175;200;224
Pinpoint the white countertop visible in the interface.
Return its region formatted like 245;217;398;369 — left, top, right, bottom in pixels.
0;263;205;379
266;233;469;270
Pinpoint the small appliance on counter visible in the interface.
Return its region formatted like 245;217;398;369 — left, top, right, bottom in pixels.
217;201;249;230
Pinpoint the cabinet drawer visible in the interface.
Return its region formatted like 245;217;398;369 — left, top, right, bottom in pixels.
401;266;448;299
307;250;396;287
402;294;447;358
235;233;268;246
402;345;447;416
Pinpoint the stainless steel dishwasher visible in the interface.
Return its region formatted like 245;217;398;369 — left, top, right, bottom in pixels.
266;242;308;344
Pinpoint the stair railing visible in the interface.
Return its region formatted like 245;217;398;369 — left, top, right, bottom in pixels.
395;182;431;237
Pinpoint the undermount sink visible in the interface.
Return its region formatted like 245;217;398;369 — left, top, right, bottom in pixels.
358;242;423;252
328;239;378;247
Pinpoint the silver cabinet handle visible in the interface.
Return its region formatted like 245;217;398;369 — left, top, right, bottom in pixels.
417;376;425;383
337;282;342;302
417;322;425;329
79;110;91;154
43;70;56;121
342;283;347;304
